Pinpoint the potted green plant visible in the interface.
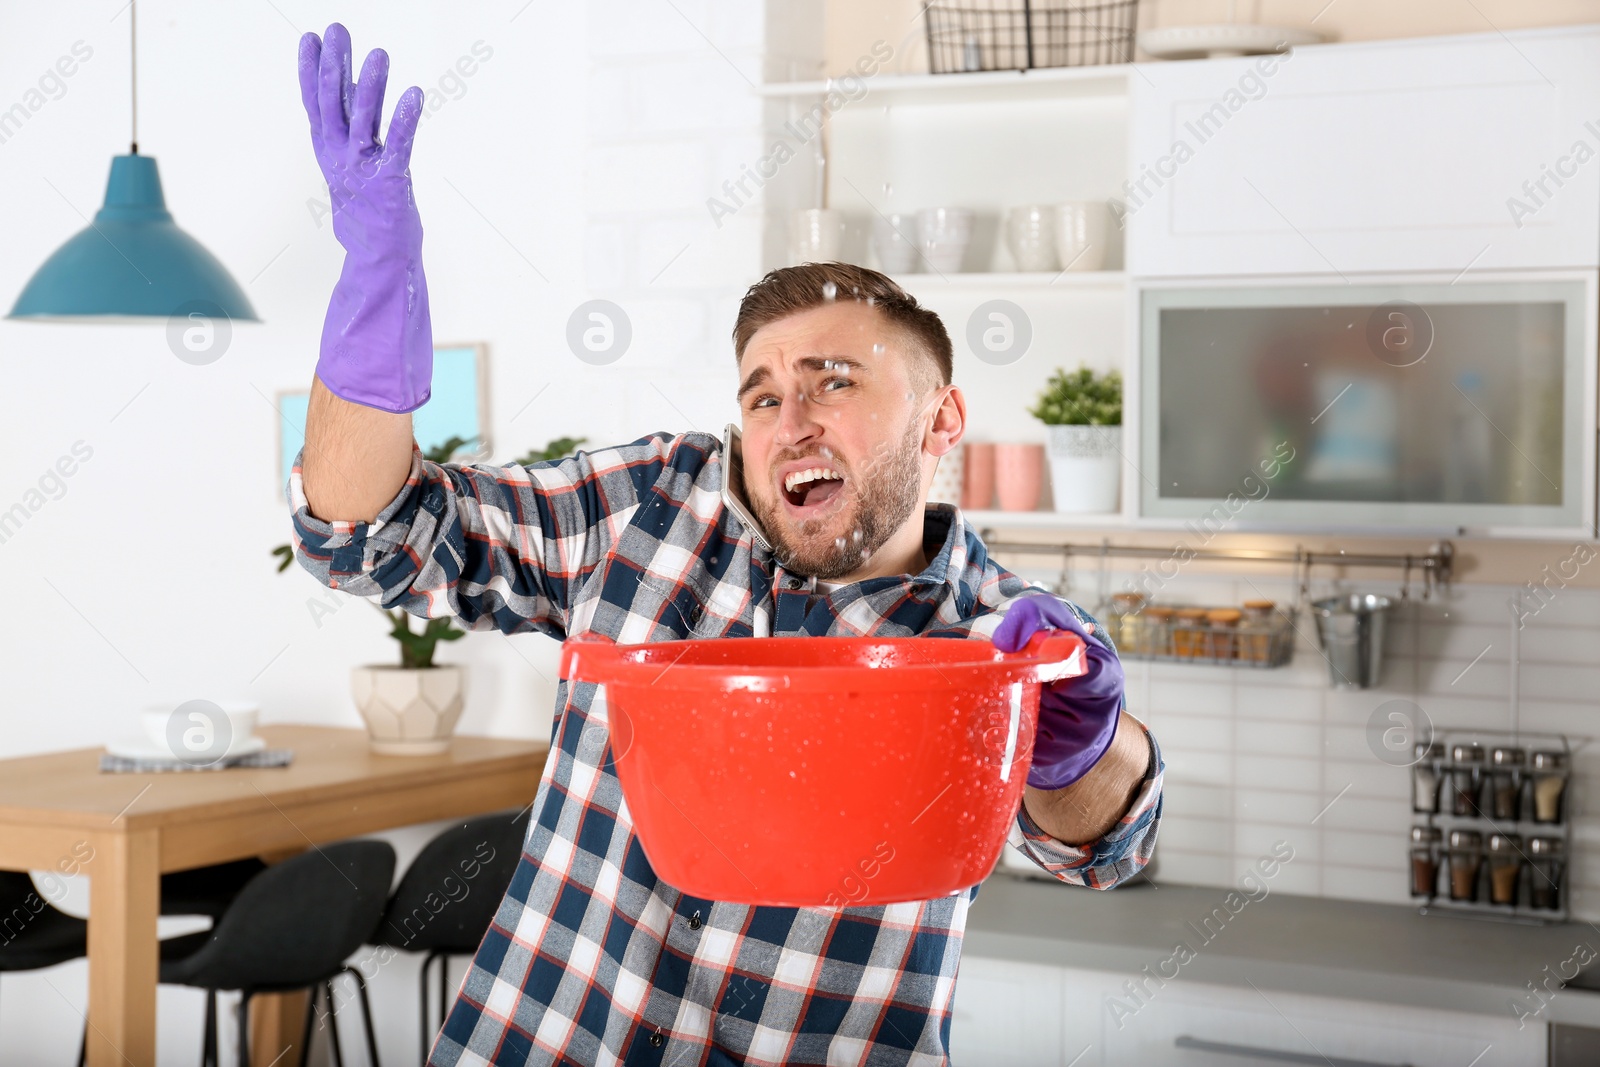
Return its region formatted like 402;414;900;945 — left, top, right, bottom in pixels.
511;436;587;466
272;434;474;753
275;434;587;752
1029;366;1122;514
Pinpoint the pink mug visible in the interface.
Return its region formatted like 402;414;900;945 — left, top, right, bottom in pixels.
994;444;1044;512
962;443;996;510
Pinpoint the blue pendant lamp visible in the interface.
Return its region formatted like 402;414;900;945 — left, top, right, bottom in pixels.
8;1;257;322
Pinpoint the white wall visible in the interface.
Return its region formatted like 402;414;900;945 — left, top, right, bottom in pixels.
0;0;782;1062
997;553;1600;924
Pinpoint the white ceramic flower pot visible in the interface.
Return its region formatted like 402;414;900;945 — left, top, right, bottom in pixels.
350;665;465;755
1046;425;1121;514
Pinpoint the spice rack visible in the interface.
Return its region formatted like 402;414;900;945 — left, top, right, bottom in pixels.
1410;730;1572;925
978;536;1455;673
1105;598;1297;668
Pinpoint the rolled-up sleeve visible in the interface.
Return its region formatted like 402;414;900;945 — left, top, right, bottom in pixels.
286;433;676;638
1009;721;1164;889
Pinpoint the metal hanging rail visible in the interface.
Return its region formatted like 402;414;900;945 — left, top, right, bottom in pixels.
978;532;1456;598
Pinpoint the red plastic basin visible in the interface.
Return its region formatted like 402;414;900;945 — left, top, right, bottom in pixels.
559;630;1086;907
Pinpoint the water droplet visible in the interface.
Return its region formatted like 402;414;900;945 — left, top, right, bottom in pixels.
834;537;847;551
872;343;885;355
821;281;838;301
883;180;893;198
860;548;870;560
851;529;863;542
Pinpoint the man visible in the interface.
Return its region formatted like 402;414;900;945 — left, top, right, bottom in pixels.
290;24;1162;1067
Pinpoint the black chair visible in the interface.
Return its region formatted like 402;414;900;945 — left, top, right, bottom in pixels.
161;858;268;920
159;840;395;1067
0;864;256;1066
0;868;89;974
371;812;526;1062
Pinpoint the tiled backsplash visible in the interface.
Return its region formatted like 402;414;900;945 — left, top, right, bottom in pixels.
1003;560;1600;920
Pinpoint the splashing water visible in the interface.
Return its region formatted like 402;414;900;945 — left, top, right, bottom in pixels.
821;281;838;301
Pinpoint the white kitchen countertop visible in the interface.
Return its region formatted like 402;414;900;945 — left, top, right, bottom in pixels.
964;874;1600;1027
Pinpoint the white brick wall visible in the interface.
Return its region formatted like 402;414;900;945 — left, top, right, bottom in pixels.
1003;558;1600;921
577;0;823;440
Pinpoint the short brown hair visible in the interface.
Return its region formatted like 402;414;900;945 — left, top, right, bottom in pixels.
732;262;953;392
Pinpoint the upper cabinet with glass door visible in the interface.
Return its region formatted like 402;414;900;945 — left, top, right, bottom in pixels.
1139;276;1594;535
1123;26;1600;276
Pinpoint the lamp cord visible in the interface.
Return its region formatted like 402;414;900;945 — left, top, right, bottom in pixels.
129;0;138;154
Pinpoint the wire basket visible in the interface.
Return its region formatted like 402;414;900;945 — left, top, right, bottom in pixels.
925;0;1139;74
1113;607;1298;669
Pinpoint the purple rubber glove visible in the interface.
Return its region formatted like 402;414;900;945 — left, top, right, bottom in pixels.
993;594;1125;791
298;24;432;413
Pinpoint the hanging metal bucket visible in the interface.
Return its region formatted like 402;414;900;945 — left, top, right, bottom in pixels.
1311;594;1393;689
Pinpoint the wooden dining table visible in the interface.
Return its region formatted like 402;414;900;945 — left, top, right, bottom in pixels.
0;724;548;1067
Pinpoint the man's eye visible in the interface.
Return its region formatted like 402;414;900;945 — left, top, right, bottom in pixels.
821;377;852;392
751;395;778;409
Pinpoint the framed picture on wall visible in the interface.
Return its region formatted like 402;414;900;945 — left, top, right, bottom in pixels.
275;342;492;496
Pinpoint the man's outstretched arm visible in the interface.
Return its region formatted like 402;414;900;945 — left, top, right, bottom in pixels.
302;376;414;523
1024;709;1151;844
297;23;430;522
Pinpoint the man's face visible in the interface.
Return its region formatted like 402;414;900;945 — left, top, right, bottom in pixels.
736;301;943;579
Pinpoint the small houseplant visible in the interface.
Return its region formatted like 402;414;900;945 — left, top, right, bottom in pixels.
1029;366;1123;514
274;434;586;752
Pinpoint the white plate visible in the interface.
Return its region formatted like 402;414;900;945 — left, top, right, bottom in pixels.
1140;24;1323;60
104;735;267;762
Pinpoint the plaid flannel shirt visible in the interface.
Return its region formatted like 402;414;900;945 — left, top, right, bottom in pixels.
288;426;1164;1067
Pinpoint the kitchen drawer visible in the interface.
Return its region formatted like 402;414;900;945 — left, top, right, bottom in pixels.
1125;27;1600;277
949;956;1071;1065
1093;976;1544;1067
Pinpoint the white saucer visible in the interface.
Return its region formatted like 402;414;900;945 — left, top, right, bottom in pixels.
105;735;267;762
1140;24;1323;60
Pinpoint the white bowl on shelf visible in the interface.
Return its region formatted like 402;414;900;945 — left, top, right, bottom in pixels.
1139;24;1323;60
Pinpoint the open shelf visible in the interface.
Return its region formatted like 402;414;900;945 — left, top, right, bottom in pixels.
963;509;1131;530
757;63;1134;106
893;270;1126;291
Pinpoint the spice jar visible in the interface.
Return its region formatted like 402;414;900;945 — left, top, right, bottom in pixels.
1486;832;1522;907
1411;741;1445;814
1409;825;1441;898
1528;836;1565;911
1530;750;1568;824
1110;593;1147;655
1241;599;1275;664
1450;743;1485;817
1488;746;1525;822
1143;606;1175;657
1447;829;1483;902
1205;608;1242;661
1173;608;1209;659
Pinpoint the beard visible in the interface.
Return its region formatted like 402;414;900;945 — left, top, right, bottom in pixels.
751;414;925;580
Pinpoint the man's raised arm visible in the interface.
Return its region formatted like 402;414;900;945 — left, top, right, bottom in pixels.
297;23;432;523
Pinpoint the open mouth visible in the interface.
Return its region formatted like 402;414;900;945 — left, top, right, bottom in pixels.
781;465;847;516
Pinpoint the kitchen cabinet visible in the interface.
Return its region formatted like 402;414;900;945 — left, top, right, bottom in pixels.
1125;28;1600;278
951;956;1547;1066
759;23;1600;536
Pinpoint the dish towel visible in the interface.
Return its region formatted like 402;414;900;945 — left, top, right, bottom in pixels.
98;749;294;773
